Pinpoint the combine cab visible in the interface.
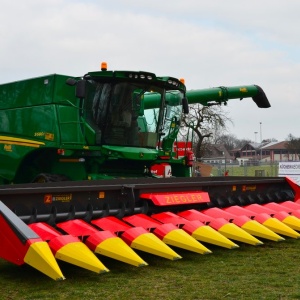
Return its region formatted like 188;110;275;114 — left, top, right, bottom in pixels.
0;63;299;281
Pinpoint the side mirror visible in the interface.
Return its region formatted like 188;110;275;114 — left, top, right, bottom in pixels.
66;78;86;99
182;97;189;114
75;80;86;99
66;78;77;86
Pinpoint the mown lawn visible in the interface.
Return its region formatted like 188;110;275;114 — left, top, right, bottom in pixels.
211;164;278;177
1;237;300;300
0;164;295;300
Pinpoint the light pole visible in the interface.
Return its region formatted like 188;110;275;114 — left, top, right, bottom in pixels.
260;122;262;161
223;151;226;176
260;122;262;143
254;132;258;160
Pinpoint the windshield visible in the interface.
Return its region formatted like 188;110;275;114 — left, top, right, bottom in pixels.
84;80;170;148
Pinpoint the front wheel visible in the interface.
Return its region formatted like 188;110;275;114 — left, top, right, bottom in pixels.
32;173;70;183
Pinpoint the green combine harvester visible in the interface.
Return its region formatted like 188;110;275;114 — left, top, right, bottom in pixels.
1;62;299;282
0;62;270;184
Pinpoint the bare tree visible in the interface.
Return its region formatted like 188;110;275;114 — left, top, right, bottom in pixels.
286;134;300;160
214;134;239;151
234;138;252;149
180;104;232;159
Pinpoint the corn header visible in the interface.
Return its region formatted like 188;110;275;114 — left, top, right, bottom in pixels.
0;62;299;281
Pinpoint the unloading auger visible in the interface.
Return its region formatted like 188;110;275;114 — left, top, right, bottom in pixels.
1;62;299;281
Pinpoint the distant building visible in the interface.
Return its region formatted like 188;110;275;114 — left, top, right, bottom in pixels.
201;144;232;164
200;141;299;166
229;141;299;164
262;141;298;162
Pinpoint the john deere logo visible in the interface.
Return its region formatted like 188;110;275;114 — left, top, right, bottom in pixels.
4;144;12;152
140;152;144;158
45;132;54;141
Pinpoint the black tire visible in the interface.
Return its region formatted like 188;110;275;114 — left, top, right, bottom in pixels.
32;173;70;183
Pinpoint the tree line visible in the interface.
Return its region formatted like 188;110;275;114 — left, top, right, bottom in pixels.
179;103;300;160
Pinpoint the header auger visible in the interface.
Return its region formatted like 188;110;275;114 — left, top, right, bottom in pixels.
1;63;299;281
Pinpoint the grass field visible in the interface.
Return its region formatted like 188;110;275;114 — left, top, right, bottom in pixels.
0;165;296;300
1;237;300;300
211;164;279;177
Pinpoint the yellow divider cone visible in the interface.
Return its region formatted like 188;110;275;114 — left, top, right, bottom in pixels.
55;242;109;273
241;220;285;242
95;236;148;267
281;215;300;232
262;218;300;239
191;225;239;249
24;241;65;281
150;211;238;249
130;232;182;260
218;223;263;246
163;229;212;254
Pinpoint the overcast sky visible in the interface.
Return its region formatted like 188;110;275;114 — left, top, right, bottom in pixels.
1;0;299;142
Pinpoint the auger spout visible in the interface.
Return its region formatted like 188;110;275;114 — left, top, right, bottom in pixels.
186;85;270;108
143;85;270;110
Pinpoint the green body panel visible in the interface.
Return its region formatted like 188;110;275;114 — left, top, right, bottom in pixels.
0;69;269;184
57;105;86;144
0;74;76;108
0;74;88;182
101;145;158;160
0;143;36;183
0;74;82;145
0;105;58;142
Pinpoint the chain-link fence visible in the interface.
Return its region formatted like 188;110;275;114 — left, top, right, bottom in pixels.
210;161;279;177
